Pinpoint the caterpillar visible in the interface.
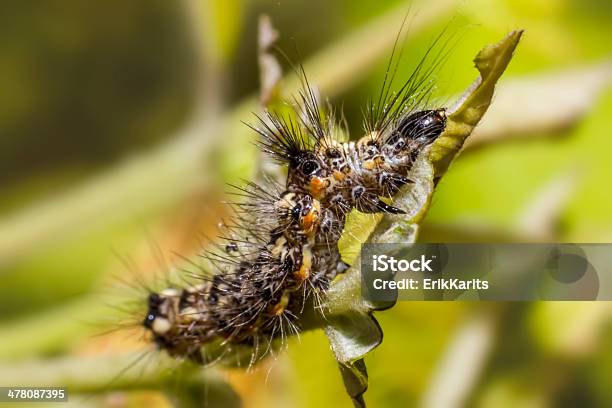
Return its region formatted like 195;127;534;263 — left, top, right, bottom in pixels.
140;37;448;366
143;184;336;363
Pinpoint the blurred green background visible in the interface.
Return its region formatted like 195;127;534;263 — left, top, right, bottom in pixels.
0;0;611;407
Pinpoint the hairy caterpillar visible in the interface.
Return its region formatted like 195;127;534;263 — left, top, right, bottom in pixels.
143;184;336;363
140;34;448;365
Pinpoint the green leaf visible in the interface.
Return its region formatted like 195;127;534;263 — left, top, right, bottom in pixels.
338;359;369;408
322;30;524;406
430;30;525;179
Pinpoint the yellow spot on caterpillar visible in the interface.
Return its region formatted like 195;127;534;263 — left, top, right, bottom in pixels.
276;193;296;210
152;317;171;334
271;236;287;258
161;288;180;297
357;132;379;146
333;170;345;181
363;159;376;170
271;292;290;316
180;307;199;322
295;245;312;281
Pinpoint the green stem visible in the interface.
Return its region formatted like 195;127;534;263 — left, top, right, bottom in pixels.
0;352;239;405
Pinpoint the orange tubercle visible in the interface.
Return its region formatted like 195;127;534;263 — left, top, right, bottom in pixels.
271;292;290;316
295;263;310;281
271;302;285;316
302;211;317;232
294;246;313;281
300;200;321;234
308;177;329;198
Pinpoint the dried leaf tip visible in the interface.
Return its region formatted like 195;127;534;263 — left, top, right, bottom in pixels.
429;29;524;178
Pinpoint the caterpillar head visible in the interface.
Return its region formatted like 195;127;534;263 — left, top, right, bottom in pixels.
287;152;330;199
383;109;446;155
